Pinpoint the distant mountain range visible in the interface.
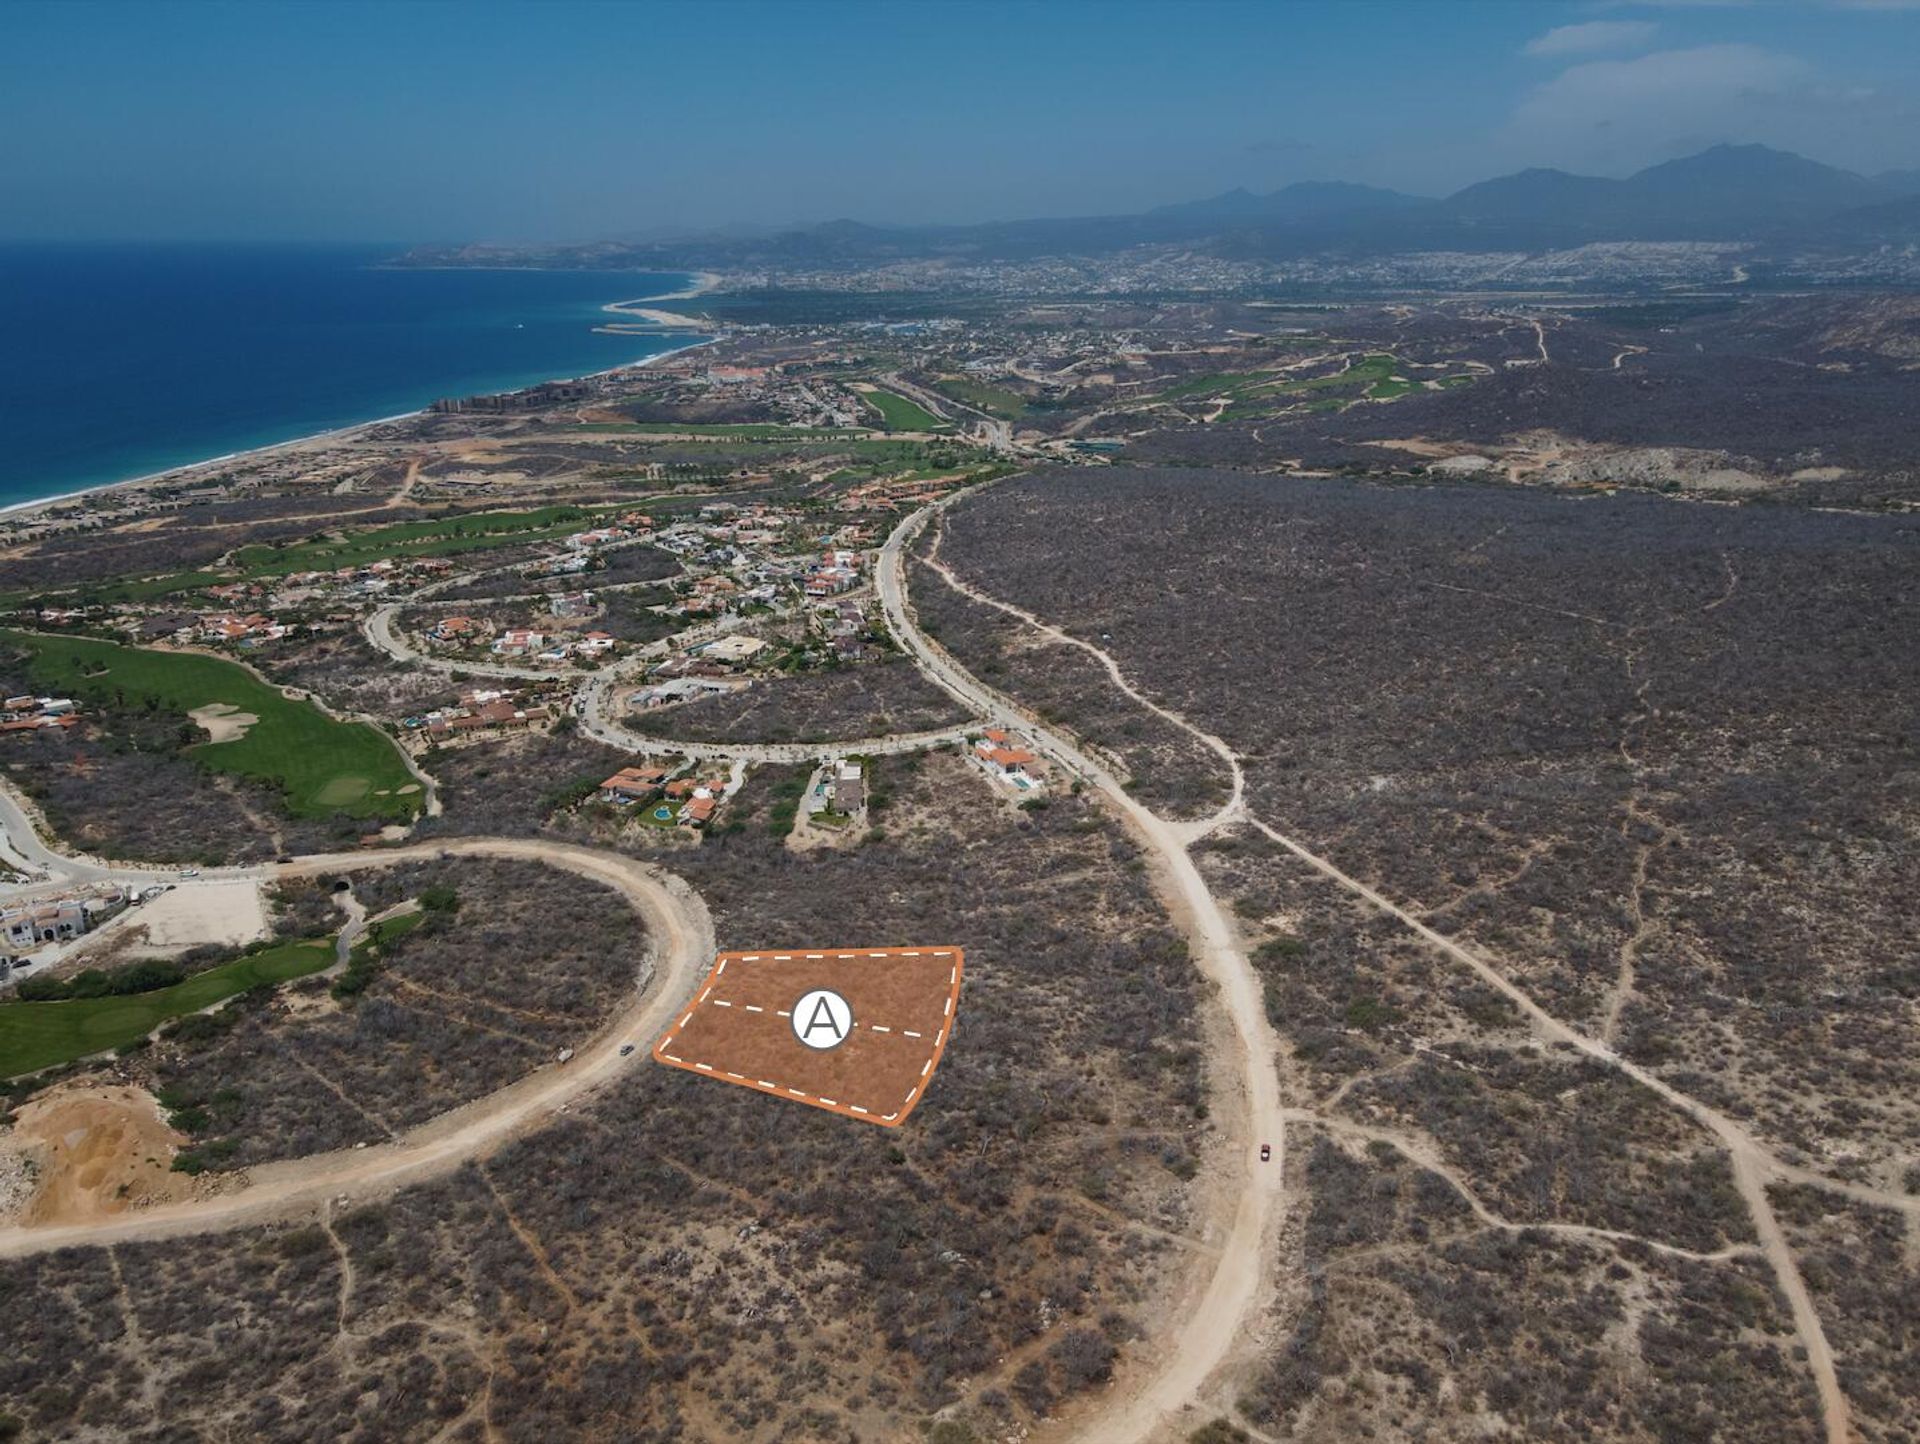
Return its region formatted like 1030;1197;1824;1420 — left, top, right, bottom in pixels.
398;144;1920;270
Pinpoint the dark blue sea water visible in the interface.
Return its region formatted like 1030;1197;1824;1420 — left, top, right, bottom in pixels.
0;244;701;506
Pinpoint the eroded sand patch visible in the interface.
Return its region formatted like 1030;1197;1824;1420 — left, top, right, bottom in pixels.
189;701;260;743
5;1084;192;1226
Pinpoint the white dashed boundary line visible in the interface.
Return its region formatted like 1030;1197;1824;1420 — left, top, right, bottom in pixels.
651;947;965;1127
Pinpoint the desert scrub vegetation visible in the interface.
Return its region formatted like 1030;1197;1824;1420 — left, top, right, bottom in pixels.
416;728;631;838
908;547;1227;821
939;466;1916;1435
936;467;1920;1181
1235;1131;1824;1442
627;656;970;744
249;626;458;719
1768;1183;1920;1444
0;750;1210;1440
1193;825;1754;1253
105;856;646;1169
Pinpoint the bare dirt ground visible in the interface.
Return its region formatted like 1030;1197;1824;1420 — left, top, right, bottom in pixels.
6;1084;197;1227
654;946;963;1126
54;879;272;970
127;880;268;956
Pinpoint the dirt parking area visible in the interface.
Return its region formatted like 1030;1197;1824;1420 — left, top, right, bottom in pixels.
122;880;268;956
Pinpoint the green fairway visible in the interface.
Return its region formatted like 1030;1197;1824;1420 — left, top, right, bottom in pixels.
1153;370;1271;403
932;377;1028;419
0;630;420;819
0;938;334;1077
228;503;622;577
860;388;949;432
20;503;660;607
579;422;871;440
1285;353;1398;393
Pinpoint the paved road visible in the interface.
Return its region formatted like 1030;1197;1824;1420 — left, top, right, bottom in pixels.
575;668;979;763
877;501;1285;1442
363;604;589;682
0;835;713;1258
0;784;262;899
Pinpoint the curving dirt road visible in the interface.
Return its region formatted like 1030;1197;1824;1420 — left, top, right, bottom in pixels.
0;836;712;1258
897;492;1854;1444
879;501;1287;1441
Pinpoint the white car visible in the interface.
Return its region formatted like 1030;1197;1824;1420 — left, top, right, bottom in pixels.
179;868;200;879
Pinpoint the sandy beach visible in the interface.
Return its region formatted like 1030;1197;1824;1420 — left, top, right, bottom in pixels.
598;306;713;333
0;274;724;526
641;269;722;302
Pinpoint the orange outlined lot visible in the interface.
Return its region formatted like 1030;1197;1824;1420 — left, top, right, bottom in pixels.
651;948;964;1127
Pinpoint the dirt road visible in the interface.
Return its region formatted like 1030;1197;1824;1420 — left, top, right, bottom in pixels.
0;837;712;1258
879;502;1287;1440
889;492;1855;1444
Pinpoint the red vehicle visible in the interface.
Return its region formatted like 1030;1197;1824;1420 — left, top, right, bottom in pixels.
1259;1143;1272;1163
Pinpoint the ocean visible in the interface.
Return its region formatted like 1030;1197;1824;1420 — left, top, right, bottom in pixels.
0;243;701;508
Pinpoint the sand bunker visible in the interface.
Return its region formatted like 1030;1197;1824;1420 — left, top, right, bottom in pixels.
189;701;259;743
5;1084;192;1226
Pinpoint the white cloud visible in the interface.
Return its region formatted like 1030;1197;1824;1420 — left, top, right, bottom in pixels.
1509;43;1811;158
1524;20;1660;57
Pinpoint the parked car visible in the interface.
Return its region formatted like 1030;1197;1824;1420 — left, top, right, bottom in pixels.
619;1043;635;1057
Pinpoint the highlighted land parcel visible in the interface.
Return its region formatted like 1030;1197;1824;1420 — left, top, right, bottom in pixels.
652;947;963;1127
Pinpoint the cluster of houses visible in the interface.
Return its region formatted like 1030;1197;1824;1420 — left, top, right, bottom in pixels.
421;611;618;664
650;503;875;617
0;886;128;962
597;763;731;828
803;547;863;598
835;473;971;512
271;556;456;603
194;611;293;645
814;597;876;662
1;695;78;734
614;511;882;691
403;686;562;746
492;624;617;662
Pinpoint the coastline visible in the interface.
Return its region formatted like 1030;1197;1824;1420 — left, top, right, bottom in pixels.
631;270;722;302
0;273;723;526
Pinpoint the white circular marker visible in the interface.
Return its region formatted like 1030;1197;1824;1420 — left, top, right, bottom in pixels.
791;988;854;1051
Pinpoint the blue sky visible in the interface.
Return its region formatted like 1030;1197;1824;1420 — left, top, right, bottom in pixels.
4;0;1917;242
